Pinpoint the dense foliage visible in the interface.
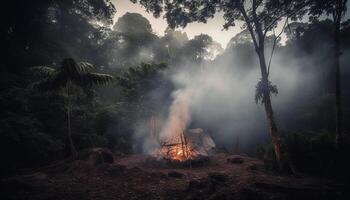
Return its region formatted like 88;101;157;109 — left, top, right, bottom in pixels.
0;0;349;179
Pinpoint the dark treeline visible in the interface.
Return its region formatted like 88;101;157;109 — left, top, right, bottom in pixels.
1;0;350;180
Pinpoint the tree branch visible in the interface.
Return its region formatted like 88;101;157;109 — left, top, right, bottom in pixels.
267;17;289;77
263;2;308;36
239;2;259;51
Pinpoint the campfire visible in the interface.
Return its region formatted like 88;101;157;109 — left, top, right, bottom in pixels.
151;128;216;163
148;89;215;165
158;132;196;161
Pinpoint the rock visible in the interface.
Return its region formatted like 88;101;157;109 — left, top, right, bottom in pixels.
168;171;184;178
227;156;244;164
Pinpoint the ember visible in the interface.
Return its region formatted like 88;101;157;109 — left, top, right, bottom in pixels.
153;128;216;162
158;132;196;161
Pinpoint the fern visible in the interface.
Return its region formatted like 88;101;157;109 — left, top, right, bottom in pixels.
255;79;278;104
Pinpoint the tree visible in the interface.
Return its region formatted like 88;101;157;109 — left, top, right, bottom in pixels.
33;58;114;157
116;62;170;117
180;34;223;62
308;0;348;144
131;0;307;166
114;12;153;34
110;13;160;67
0;0;116;73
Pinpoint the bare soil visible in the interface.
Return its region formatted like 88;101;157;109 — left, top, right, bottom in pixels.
1;153;348;200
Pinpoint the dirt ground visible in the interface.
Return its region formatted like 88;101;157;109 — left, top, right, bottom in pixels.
1;153;349;200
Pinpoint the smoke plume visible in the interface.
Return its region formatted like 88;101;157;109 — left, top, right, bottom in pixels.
160;88;193;140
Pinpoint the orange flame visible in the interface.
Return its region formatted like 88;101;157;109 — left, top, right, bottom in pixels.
156;132;197;161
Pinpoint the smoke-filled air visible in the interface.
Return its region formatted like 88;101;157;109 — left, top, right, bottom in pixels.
2;0;350;199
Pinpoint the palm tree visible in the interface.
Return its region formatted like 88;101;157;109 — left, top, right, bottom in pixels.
33;58;114;157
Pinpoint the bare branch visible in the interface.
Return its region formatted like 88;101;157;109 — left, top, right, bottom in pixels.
267;17;289;77
263;2;308;36
239;2;259;51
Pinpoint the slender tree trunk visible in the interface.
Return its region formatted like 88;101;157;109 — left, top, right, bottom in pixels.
257;47;282;167
239;1;282;167
334;18;343;145
66;82;77;157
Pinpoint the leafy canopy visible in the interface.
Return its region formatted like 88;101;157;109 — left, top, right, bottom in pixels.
130;0;307;38
32;58;114;92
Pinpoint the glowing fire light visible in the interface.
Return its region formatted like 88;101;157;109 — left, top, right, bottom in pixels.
156;132;198;161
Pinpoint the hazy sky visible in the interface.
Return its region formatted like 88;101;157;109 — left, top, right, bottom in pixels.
111;0;242;48
111;1;350;48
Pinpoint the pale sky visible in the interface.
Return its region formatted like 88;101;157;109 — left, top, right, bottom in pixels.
111;0;242;48
111;1;350;48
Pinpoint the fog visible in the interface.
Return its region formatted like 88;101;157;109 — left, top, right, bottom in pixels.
132;27;350;155
4;0;350;186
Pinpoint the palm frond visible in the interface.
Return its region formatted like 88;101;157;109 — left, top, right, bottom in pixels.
77;73;115;86
61;59;96;77
78;62;95;72
31;66;56;76
61;58;82;77
32;58;113;93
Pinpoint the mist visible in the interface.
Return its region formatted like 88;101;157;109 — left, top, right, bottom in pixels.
133;26;350;155
4;1;350;199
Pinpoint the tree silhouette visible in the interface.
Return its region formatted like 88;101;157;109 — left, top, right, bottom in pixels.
33;58;114;157
308;0;348;145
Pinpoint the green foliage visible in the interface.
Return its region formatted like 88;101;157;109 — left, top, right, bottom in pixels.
0;82;65;177
1;0;350;180
117;62;168;102
33;58;114;92
131;0;307;35
255;79;278;104
178;34;222;62
308;0;348;21
258;131;350;179
114;12;152;34
94;104;134;153
32;58;114;157
1;0;116;73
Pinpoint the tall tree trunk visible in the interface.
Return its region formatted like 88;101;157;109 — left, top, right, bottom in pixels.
239;1;282;167
66;83;77;157
257;48;282;167
334;17;342;145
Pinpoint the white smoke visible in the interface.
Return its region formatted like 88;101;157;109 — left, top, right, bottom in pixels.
159;88;193;140
135;32;344;155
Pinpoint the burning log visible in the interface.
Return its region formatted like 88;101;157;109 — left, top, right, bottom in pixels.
158;134;196;161
149;128;215;168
